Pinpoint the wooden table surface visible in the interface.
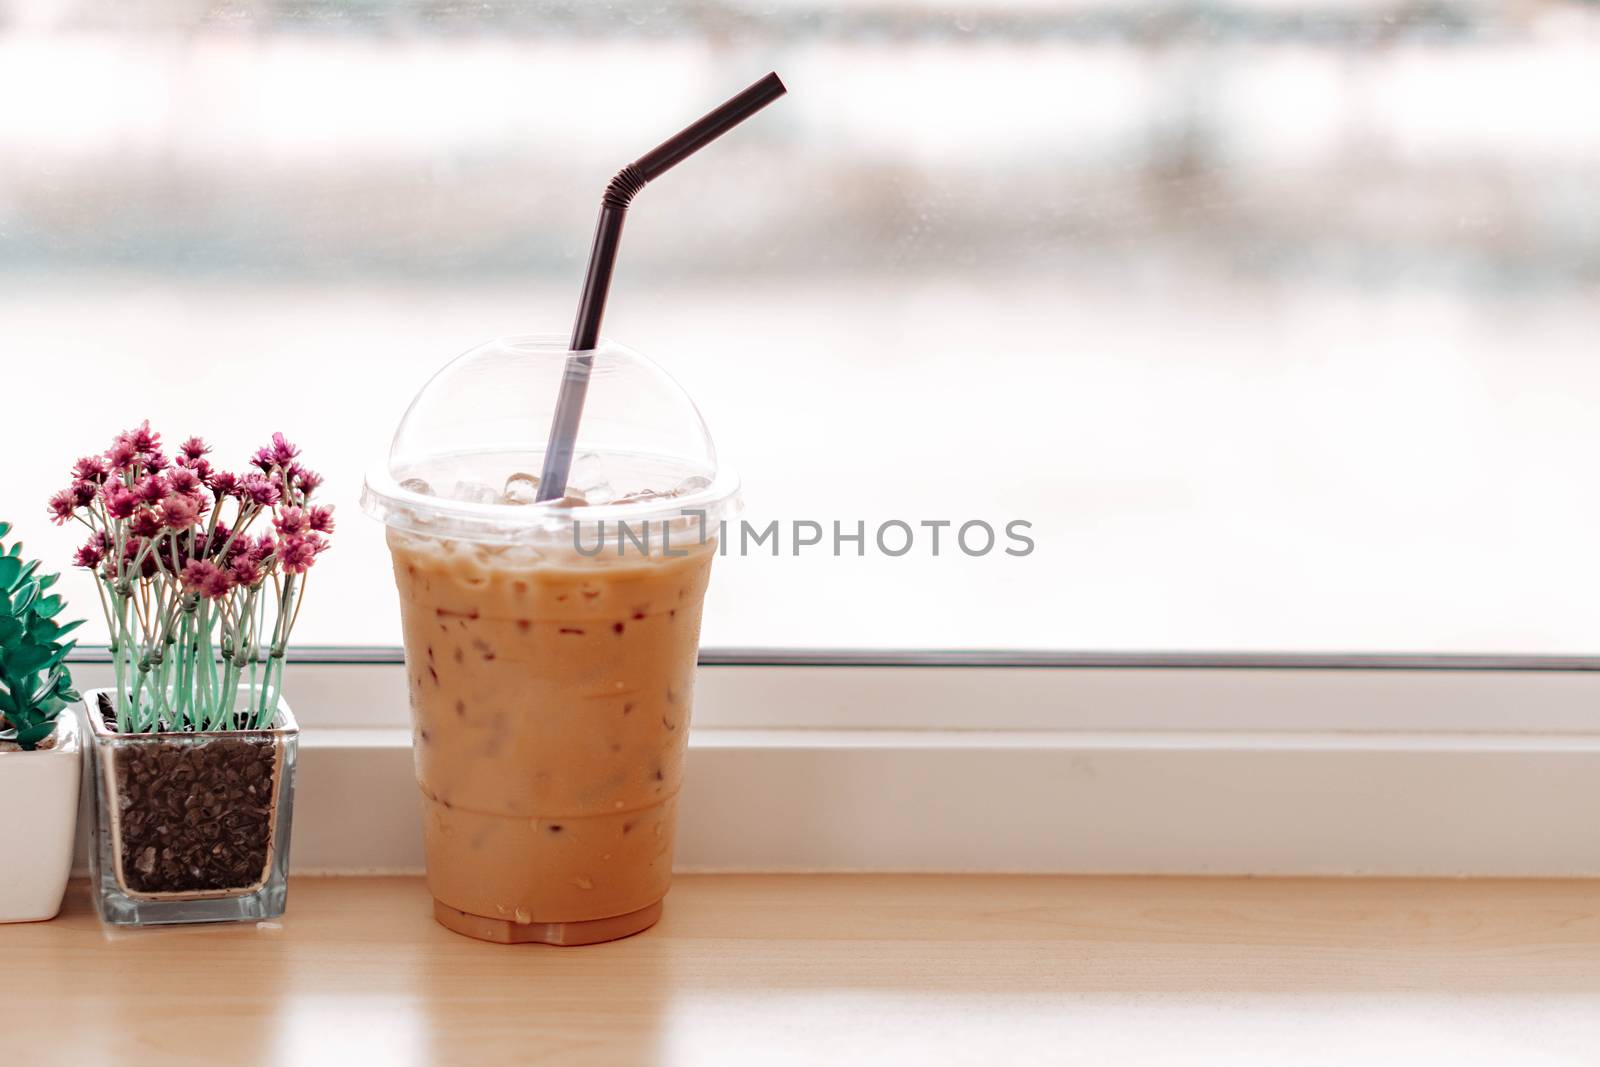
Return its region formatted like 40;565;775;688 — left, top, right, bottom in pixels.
10;875;1600;1065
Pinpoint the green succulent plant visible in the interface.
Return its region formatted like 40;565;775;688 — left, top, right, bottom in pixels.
0;522;81;750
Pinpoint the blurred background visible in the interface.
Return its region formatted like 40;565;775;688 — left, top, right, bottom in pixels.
3;0;1598;652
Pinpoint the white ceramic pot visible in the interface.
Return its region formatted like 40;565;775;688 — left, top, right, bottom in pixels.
0;710;82;923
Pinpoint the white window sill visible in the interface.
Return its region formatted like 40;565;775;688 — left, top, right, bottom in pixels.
66;652;1600;877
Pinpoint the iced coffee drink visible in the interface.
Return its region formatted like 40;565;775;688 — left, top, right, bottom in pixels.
388;524;713;942
364;335;739;945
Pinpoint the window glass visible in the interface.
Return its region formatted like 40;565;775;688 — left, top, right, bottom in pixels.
6;1;1598;651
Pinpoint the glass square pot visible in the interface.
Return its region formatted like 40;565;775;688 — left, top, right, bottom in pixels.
83;687;298;926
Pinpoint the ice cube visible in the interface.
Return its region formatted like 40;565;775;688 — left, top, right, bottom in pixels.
400;477;433;496
558;452;620;503
568;452;609;491
451;480;500;505
502;472;541;505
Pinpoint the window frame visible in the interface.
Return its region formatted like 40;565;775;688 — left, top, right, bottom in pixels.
70;646;1600;733
63;649;1600;877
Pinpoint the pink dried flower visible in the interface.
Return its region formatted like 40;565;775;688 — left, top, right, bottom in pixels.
125;421;160;454
159;494;203;530
102;485;139;520
133;475;168;506
167;467;203;497
293;466;323;495
71;480;97;508
202;569;232;599
308;505;336;534
106;438;138;472
266;432;300;466
208;470;240;496
279;533;327;575
179;436;210;461
47;489;76;525
273;506;310;538
181;559;233;600
177;455;213;483
229;556;263;588
129;509;163;539
142;449;169;473
202;522;235;560
73;532;109;569
179;558;209;589
249;534;276;564
239;473;281;507
72;455;110;484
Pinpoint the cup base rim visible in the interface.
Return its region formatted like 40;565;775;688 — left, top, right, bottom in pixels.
431;898;663;946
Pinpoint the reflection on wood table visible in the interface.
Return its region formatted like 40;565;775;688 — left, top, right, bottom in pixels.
11;875;1600;1065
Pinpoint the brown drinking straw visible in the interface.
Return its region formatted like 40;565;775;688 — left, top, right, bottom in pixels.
535;71;788;501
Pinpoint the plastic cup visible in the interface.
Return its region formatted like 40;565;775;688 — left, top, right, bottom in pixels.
362;335;739;945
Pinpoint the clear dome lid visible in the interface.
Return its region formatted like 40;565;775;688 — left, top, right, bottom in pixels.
361;335;739;544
